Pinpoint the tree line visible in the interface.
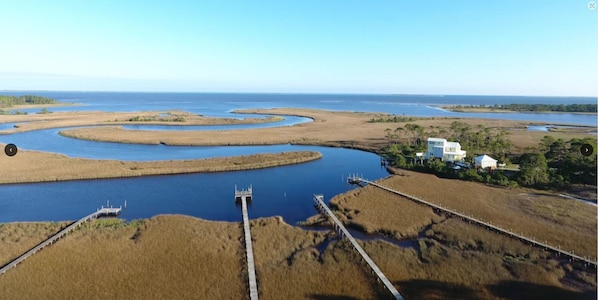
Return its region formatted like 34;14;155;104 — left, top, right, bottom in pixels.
454;103;597;113
382;122;596;191
368;115;420;123
383;121;512;163
0;95;58;107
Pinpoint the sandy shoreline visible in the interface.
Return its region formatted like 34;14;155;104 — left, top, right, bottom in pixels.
9;102;80;109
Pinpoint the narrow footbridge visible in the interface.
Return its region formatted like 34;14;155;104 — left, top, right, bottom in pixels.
0;206;122;275
313;194;405;300
236;185;259;300
348;176;597;268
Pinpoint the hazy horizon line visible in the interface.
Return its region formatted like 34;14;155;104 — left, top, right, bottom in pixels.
1;90;596;99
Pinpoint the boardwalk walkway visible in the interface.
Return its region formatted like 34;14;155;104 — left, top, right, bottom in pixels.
313;194;405;300
240;190;259;300
349;176;597;267
0;206;122;275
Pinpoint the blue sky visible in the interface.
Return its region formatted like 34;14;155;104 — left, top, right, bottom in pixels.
1;1;596;96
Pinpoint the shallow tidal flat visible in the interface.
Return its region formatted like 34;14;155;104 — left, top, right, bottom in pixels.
1;171;596;299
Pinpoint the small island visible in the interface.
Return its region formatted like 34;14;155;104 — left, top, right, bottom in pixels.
0;95;58;107
0;94;75;114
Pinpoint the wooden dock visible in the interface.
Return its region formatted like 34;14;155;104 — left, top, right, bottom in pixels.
0;206;122;275
313;194;405;300
237;185;258;300
348;176;598;268
235;185;253;202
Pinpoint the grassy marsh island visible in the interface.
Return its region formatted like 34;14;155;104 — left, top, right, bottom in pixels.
0;147;322;184
0;110;288;134
57;108;596;151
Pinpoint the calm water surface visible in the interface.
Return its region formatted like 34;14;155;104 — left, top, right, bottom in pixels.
3;92;596;125
0;147;388;223
0;92;596;222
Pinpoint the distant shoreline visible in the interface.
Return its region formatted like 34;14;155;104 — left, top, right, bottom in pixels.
439;104;597;115
9;102;80;110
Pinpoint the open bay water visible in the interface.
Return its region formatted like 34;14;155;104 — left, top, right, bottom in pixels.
2;92;597;125
0;92;596;222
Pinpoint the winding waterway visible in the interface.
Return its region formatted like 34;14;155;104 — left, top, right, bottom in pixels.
0;122;389;223
0;144;388;224
0;92;596;223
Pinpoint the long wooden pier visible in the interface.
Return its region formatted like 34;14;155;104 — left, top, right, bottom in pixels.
348;176;598;267
0;206;122;275
313;194;405;300
237;185;258;300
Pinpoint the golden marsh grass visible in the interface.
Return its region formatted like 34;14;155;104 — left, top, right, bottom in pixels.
0;148;321;184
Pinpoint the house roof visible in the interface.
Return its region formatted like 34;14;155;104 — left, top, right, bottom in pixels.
427;137;446;142
475;154;497;162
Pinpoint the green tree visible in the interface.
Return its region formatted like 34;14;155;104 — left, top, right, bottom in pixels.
385;128;393;146
518;153;550;187
404;123;424;145
393;154;408;168
394;127;404;143
540;135;556;153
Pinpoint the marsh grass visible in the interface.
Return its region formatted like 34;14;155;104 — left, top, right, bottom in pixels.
0;215;392;299
0;110;286;134
250;217;386;299
0;222;69;266
358;170;597;258
54;108;595;153
0;215;245;299
329;185;444;239
325;171;597;298
0;149;321;184
1;213;595;299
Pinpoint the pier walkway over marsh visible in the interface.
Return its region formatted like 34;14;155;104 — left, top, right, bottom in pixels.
348;176;597;268
236;185;259;300
0;206;122;275
313;194;405;300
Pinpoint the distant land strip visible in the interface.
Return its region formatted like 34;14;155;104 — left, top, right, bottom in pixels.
0;149;322;184
443;103;597;113
0;95;58;108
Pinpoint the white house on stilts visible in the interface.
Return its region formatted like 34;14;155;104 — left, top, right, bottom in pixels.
425;138;466;162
